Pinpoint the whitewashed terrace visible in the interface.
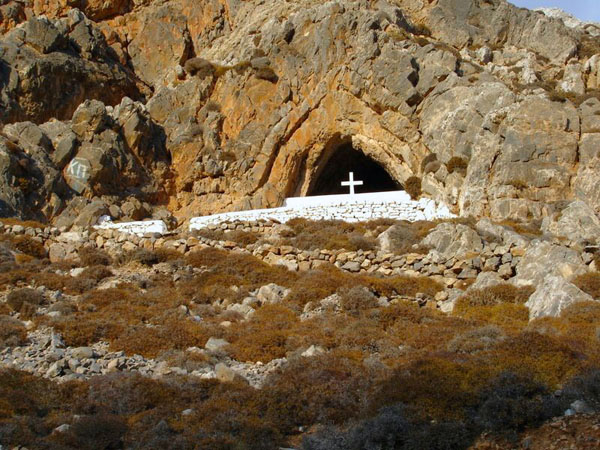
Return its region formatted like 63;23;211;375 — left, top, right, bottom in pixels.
189;190;455;231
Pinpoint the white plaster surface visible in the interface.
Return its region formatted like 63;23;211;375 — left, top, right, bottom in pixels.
94;219;168;236
190;191;455;230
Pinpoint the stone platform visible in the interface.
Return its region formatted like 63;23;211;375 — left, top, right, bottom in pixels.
189;191;455;231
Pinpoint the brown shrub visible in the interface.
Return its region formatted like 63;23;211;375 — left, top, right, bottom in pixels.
6;288;44;312
454;284;533;330
119;247;181;267
573;272;600;299
373;357;493;420
446;156;468;175
488;332;585;387
184;57;215;78
0;316;28;347
455;284;534;309
0;218;46;228
447;325;506;354
0;234;46;259
404;176;421;200
260;354;372;430
78;247;111;266
226;304;299;363
423;160;442;174
283;219;376;251
80;265;113;282
255;67;278;82
420;153;438;172
338;286;378;316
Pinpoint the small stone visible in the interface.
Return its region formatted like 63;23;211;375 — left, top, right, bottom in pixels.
71;347;94;359
204;337;229;352
301;345;325;357
215;363;245;383
182;408;194;416
54;424;71;433
435;291;449;301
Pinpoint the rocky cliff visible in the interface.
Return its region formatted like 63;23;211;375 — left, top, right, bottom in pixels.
1;0;600;230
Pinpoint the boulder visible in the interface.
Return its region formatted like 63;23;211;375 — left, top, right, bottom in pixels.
542;201;600;244
422;223;483;259
475;218;529;248
525;275;595;319
256;283;290;305
24;17;66;54
204;337;229;353
514;241;588;286
469;272;505;291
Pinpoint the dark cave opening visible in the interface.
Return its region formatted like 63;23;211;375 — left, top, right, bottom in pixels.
308;142;402;196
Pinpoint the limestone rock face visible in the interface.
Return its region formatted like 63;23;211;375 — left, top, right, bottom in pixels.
422;223;483;259
526;275;595;320
1;0;600;227
542;201;600;245
514;241;589;287
0;12;141;125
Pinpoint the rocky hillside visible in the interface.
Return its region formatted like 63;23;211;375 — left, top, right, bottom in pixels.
1;0;600;227
1;215;600;448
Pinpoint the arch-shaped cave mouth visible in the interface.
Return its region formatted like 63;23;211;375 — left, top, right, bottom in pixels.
308;142;402;196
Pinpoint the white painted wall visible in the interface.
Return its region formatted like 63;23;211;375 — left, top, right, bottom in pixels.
189;190;455;231
94;219;168;236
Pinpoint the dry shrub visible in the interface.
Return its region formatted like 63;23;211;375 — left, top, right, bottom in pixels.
373;358;494;420
286;265;442;310
338;286;378;316
255;66;278;82
0;316;28;347
261;354;372;430
0;218;46;228
487;332;585;387
404;176;421;200
447;325;506;354
224;230;260;246
499;219;543;237
455;284;533;310
43;286;212;357
420;153;438;172
226;304;299;363
6;288;44;312
0;234;46;259
454;285;533;330
120;248;181;267
80;265;113;282
283;219;376;251
60;414;128;450
573;272;600;299
78;247;111;266
446;156;468;175
186;247;293;288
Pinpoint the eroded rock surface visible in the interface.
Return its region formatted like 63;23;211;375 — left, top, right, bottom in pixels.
0;0;599;232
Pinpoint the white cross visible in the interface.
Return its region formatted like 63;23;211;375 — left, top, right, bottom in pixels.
341;171;363;195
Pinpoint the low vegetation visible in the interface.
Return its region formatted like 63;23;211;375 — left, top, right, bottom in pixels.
1;221;599;449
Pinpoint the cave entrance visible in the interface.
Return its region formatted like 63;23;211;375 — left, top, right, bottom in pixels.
308;141;401;196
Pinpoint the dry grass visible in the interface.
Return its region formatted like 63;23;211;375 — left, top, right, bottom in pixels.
282;218;376;251
447;156;468;175
0;316;28;347
405;176;422;200
573;272;600;299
